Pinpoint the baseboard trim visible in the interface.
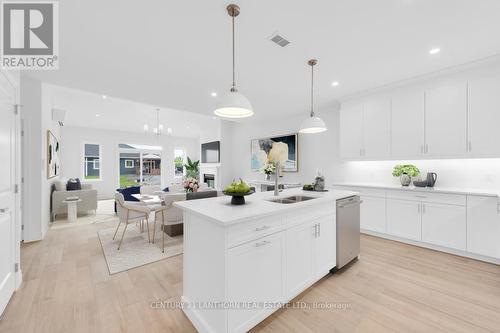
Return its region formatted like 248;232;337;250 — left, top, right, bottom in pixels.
361;229;500;265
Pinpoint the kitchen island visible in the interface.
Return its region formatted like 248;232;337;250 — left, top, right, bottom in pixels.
174;188;357;333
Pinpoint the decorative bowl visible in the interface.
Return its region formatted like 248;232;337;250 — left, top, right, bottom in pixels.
222;190;255;205
413;180;428;187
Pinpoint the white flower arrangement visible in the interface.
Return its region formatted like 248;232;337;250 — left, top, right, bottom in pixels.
260;162;276;175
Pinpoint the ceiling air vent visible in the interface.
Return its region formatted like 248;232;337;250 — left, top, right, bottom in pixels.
269;33;290;47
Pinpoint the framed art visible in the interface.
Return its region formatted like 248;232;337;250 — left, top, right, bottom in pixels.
251;133;298;172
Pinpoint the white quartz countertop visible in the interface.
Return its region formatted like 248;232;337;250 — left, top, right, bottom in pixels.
174;188;357;225
332;183;500;197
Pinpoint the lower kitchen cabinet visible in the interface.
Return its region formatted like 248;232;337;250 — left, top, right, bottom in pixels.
360;196;386;233
466;196;500;259
227;232;283;333
421;202;466;250
386;199;422;241
285;215;335;299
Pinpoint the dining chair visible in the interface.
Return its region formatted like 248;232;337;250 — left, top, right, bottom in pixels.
114;193;151;250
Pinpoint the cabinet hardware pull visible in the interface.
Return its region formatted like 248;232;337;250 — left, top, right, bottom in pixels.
425;144;429;153
313;224;318;237
255;225;270;231
422;203;426;214
0;207;9;214
415;195;427;198
420;145;423;154
418;203;420;214
255;240;270;247
468;141;472;152
318;223;321;237
359;149;362;156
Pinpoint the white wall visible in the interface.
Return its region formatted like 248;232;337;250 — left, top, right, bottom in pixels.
60;126;200;199
223;108;343;188
20;78;60;241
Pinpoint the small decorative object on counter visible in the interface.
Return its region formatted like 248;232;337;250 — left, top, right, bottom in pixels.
183;177;199;193
223;178;255;205
313;169;325;191
259;162;276;181
392;164;420;186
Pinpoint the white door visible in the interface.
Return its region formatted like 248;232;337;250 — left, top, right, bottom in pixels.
468;74;500;156
227;232;283;333
340;101;364;159
391;88;425;157
421;202;466;250
386;199;421;241
360;195;386;233
0;73;16;315
312;215;335;279
466;196;500;258
284;221;314;299
363;95;391;158
424;81;467;157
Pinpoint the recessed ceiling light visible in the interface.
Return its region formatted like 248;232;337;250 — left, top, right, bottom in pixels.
429;48;440;55
95;114;100;117
331;81;339;87
102;95;107;99
211;92;217;97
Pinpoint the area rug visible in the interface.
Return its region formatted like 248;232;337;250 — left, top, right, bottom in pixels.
97;222;183;274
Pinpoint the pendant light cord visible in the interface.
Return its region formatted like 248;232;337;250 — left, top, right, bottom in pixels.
232;13;236;91
310;63;315;117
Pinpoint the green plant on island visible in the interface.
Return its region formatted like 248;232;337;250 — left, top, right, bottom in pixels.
392;164;420;177
224;178;251;194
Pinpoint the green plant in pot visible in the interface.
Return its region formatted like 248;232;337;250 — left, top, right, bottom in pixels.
392;164;420;186
184;157;200;180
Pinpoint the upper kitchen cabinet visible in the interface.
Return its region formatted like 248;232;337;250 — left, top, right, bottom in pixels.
424;81;467;157
363;95;391;158
468;74;500;156
391;88;425;157
340;101;364;159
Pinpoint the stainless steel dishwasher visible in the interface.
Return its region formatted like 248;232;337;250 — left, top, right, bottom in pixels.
336;196;361;269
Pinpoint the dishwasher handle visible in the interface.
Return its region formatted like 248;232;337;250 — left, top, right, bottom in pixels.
338;200;363;208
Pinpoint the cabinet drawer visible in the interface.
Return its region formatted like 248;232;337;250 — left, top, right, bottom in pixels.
286;203;335;228
386;190;465;206
227;215;283;248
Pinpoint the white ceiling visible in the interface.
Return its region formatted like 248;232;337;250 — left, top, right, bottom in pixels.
46;84;214;138
27;0;500;122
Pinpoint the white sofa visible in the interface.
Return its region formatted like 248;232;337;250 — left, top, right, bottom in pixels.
51;183;98;221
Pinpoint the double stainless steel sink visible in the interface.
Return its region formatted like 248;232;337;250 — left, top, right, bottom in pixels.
268;195;317;204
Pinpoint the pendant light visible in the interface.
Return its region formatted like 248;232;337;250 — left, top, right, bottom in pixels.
214;4;254;118
299;59;327;133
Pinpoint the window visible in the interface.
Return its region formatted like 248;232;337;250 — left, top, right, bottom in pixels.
174;148;185;177
84;143;101;180
118;144;162;188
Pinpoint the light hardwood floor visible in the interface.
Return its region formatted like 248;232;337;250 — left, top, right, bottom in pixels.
1;219;500;333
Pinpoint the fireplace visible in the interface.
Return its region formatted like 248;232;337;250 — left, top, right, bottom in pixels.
203;173;215;189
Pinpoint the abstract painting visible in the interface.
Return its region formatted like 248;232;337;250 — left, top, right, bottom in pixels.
251;133;298;172
47;130;60;178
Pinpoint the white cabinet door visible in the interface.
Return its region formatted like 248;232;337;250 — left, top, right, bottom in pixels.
424;82;467;157
386;199;421;241
285;221;314;299
360;196;386;233
468;75;500;156
467;196;500;259
363;96;391;158
421;203;466;250
340;101;364;159
227;232;283;333
391;88;425;157
313;215;335;279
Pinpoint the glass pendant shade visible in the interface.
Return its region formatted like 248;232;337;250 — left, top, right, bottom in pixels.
214;90;254;118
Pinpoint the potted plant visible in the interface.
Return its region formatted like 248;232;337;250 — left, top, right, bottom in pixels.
184;157;200;180
392;164;420;186
259;162;276;181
